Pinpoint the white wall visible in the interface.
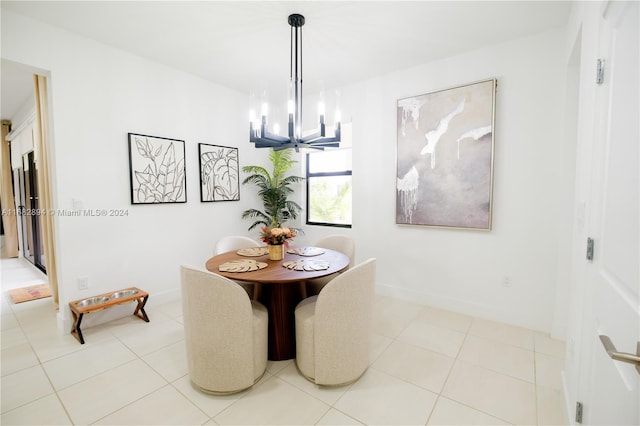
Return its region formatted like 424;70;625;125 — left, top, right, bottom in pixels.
1;10;270;327
304;29;569;332
2;9;572;334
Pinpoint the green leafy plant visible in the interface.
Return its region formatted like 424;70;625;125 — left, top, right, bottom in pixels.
241;149;304;231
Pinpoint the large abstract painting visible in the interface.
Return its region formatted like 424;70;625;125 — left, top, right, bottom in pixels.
128;133;186;204
396;79;496;229
198;143;240;202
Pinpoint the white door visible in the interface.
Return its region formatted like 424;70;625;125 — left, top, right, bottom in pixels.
582;1;639;424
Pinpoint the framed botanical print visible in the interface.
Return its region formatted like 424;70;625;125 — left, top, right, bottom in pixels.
396;79;496;230
128;133;186;204
198;143;240;202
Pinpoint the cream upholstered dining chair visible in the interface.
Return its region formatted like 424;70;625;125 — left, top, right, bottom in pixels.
295;258;376;386
180;265;268;394
306;234;356;296
214;235;261;299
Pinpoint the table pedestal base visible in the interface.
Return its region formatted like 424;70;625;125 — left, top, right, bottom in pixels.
258;282;304;361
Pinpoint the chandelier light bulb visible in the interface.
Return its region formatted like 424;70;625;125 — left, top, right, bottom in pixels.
273;123;280;135
261;102;269;117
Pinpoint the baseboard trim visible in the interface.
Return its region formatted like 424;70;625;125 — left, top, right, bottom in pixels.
375;282;549;333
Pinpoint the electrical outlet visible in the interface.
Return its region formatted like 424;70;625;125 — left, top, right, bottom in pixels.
77;276;89;290
501;276;512;287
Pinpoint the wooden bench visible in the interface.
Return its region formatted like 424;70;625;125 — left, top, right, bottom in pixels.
69;287;149;344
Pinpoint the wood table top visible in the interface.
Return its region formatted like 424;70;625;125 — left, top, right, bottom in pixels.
205;247;349;284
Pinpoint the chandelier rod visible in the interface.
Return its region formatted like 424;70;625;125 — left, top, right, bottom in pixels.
290;13;304;141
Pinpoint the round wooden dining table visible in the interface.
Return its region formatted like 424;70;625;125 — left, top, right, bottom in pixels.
205;247;349;360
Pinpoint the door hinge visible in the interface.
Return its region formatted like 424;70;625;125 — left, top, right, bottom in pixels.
576;401;584;423
596;59;605;84
586;237;595;261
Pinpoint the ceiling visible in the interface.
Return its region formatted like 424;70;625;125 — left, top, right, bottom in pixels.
1;1;572;121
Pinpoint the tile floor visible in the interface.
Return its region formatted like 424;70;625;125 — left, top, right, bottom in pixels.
0;257;567;425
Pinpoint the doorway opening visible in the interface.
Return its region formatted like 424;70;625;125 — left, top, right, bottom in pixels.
19;151;46;272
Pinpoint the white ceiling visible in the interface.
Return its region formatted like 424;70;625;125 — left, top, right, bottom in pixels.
1;1;572;120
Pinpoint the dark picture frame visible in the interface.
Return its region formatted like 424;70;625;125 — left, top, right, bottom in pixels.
128;133;187;204
396;79;496;230
198;143;240;202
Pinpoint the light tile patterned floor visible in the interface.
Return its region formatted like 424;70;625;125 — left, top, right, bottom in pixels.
0;258;567;425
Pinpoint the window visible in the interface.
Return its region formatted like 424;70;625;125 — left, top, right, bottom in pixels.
306;125;352;227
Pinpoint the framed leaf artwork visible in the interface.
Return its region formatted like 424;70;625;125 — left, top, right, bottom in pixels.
198;143;240;202
128;133;187;204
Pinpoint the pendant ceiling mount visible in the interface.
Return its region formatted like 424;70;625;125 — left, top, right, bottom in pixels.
288;13;304;27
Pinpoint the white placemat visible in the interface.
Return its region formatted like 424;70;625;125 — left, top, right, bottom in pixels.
282;259;330;271
286;246;325;256
236;247;269;257
219;259;268;272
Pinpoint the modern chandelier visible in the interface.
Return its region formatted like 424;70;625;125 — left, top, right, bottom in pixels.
249;13;341;151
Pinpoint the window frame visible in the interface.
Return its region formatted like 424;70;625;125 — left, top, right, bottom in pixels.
305;150;352;228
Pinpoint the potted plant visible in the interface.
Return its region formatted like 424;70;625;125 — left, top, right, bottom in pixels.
242;148;304;226
242;149;304;260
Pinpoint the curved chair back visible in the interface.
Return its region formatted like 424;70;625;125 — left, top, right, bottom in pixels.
214;236;262;299
180;265;267;394
314;234;355;267
313;258;376;385
214;235;259;255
